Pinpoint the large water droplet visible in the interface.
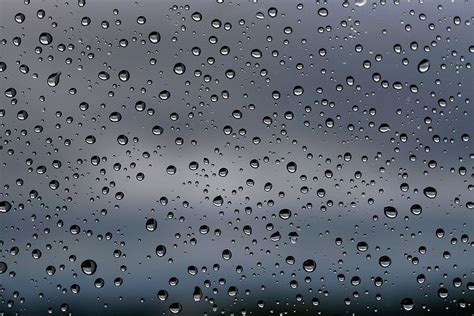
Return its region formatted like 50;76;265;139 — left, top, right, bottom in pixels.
173;63;186;75
384;206;398;219
169;303;182;314
401;298;415;311
303;259;316;272
379;255;392;268
80;259;97;275
0;201;12;213
47;72;61;87
39;32;53;45
213;195;223;207
423;187;437;199
155;245;166;257
0;262;7;274
378;124;391;133
146;218;157;232
287;162;297;173
148;31;161;44
417;59;430;73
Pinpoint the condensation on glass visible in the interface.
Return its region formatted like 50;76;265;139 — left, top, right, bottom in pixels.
0;0;473;315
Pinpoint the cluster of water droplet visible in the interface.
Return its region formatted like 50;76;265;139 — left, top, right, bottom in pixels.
0;0;473;315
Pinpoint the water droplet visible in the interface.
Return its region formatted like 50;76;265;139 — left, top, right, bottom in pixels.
213;196;223;207
98;71;110;80
109;112;122;122
169;303;182;314
193;286;202;301
118;70;130;82
39;32;53;45
357;241;368;252
251;49;262;58
378;124;391;133
159;90;171;100
47;72;61;87
191;12;202;22
410;204;423;215
384;206;398;219
166;165;177;175
417;59;430;73
287;162;297;173
401;298;415;311
278;209;291;220
146;218;157;232
152;125;164;135
222;249;232;260
80;259;97;275
0;262;7;274
318;8;328;17
173;63;186;75
148;31;161;44
15;13;25;24
155;245;166;257
379;255;392;268
0;201;12;213
303;259;316;272
423;187;437;199
293;86;304;96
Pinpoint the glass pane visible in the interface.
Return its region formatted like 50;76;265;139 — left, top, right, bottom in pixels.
1;0;473;315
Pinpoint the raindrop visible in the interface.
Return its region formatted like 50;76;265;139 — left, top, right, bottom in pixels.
222;249;232;260
0;201;12;213
173;63;186;75
166;165;177;175
410;204;423;215
146;218;157;232
318;8;328;17
155;245;167;257
303;259;316;272
401;298;415;311
169;303;182;314
39;32;53;45
287;162;297;173
278;209;291;220
378;124;391;133
47;72;61;87
384;206;398;219
80;259;97;275
159;90;171;100
379;255;392;268
15;13;25;23
213;196;223;207
251;49;262;58
109;112;122;122
148;31;161;44
0;262;7;274
417;59;430;73
423;187;437;199
118;70;130;82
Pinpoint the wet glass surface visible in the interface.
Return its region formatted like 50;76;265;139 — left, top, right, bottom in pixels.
0;0;473;315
